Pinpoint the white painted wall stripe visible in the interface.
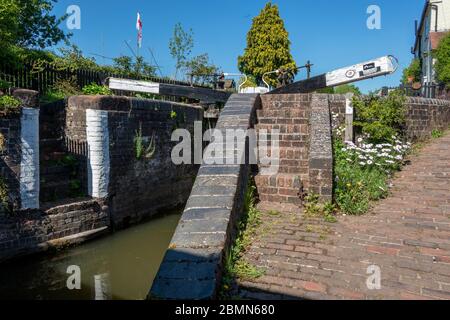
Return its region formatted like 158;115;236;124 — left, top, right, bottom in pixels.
86;109;110;198
20;108;40;210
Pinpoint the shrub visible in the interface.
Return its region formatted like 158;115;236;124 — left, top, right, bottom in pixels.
82;83;112;96
0;79;11;90
402;58;421;84
0;95;21;114
353;91;406;143
41;77;81;104
434;33;450;86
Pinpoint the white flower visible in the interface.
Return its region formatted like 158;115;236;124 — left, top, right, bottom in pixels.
395;155;403;160
357;138;363;143
385;160;395;164
367;160;373;165
359;162;366;166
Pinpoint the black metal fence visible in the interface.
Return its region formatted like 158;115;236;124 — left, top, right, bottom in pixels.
400;83;448;99
0;60;209;95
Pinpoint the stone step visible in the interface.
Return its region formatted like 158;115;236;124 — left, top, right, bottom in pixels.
40;179;83;203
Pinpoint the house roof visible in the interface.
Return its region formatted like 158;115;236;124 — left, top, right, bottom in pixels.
430;31;449;49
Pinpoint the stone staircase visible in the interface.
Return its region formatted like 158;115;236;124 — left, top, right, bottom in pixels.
39;103;85;204
255;94;311;208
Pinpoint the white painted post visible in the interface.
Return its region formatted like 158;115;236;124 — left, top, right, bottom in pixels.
345;93;354;143
20;108;40;210
86;109;110;198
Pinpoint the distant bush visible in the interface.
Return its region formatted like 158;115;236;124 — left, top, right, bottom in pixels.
82;83;112;96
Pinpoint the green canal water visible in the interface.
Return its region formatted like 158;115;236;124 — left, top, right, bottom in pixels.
0;211;182;300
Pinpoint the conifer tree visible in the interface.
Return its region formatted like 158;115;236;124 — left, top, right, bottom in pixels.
238;2;297;87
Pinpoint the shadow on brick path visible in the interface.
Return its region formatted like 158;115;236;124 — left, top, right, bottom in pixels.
236;132;450;300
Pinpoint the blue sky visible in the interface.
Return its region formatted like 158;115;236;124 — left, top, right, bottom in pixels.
52;0;425;93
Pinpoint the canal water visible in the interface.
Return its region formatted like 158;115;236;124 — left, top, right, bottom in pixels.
0;211;182;300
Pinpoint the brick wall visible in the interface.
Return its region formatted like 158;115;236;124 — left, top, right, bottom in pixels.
254;93;334;205
0;198;109;262
0;112;21;211
255;94;311;206
404;97;450;141
329;94;347;129
0;90;40;212
67;96;203;229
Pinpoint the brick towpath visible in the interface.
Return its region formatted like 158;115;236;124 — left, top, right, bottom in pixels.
237;132;450;300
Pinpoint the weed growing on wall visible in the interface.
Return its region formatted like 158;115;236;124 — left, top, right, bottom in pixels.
134;123;156;160
221;181;265;298
0;132;5;153
0;177;9;211
333;135;411;215
0;95;21;115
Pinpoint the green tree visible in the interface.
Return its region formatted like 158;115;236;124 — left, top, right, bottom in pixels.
184;53;221;85
2;0;69;49
113;55;156;78
1;0;70;65
0;0;20;47
434;33;450;86
238;2;297;87
401;58;421;84
334;84;361;95
169;23;194;79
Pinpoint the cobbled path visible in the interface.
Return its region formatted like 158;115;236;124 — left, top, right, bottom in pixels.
237;133;450;300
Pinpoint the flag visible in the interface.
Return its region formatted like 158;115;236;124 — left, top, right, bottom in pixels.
136;12;142;48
